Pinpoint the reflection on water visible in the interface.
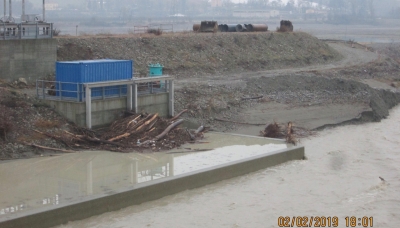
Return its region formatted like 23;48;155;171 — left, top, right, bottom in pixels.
55;106;400;228
0;133;285;221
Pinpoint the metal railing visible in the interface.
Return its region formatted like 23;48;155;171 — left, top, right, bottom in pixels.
137;80;168;95
149;24;173;33
133;24;173;34
133;26;148;34
37;78;170;102
1;22;53;40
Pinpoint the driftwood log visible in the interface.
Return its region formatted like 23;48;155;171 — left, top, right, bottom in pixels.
33;129;72;148
186;128;196;141
154;119;184;141
214;118;264;126
107;113;158;142
170;109;188;122
141;119;184;146
285;121;296;145
194;126;204;135
26;143;76;153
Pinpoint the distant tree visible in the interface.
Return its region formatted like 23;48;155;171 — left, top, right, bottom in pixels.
328;0;346;10
285;0;296;11
247;0;269;9
270;0;283;9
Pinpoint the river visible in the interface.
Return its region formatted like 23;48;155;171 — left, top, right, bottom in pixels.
56;106;400;228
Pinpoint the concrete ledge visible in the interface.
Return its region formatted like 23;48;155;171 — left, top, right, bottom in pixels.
0;146;304;228
44;93;169;128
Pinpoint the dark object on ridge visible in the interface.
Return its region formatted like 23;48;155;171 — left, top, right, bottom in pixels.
278;20;293;32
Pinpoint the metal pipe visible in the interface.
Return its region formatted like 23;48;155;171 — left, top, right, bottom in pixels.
42;0;45;21
225;24;237;32
247;24;268;32
236;24;247;32
192;24;200;32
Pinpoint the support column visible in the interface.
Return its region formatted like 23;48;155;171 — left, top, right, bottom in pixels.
168;80;174;117
133;83;138;113
127;84;133;111
85;86;92;129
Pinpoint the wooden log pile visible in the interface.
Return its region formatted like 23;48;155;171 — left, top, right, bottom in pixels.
28;110;206;153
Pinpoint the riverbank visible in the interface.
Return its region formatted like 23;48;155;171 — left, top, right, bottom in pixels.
1;32;400;160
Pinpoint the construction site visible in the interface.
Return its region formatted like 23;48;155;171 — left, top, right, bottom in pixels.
1;0;400;227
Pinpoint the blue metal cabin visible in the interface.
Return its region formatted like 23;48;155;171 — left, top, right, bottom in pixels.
56;59;133;100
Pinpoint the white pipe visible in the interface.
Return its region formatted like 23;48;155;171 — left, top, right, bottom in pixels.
22;0;25;19
8;0;11;20
42;0;45;21
3;0;6;20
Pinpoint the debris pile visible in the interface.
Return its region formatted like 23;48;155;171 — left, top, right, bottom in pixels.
31;110;206;153
260;122;284;138
260;121;304;145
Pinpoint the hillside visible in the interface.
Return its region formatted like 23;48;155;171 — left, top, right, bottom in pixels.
56;32;342;78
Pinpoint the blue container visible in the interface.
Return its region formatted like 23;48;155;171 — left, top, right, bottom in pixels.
148;63;163;76
56;59;133;100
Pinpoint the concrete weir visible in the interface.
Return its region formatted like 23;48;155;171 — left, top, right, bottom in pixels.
0;133;304;228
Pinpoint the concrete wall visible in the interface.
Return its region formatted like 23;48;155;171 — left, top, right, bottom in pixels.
0;39;57;82
44;93;170;128
137;92;169;117
0;146;305;228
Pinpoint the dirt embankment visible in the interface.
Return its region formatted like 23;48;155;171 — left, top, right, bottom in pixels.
174;75;400;132
56;32;342;78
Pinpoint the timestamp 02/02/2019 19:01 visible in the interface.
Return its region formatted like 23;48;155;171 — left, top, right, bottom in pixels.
277;216;374;227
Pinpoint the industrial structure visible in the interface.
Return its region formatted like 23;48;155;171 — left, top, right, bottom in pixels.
0;0;53;40
37;60;175;129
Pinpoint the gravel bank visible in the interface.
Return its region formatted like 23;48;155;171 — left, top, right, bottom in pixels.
56;32;342;78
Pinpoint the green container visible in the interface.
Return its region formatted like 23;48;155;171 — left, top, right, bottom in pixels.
148;63;164;88
148;63;164;76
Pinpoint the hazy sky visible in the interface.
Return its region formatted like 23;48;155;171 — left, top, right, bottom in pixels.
231;0;290;3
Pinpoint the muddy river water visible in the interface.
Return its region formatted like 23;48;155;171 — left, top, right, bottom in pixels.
54;106;400;228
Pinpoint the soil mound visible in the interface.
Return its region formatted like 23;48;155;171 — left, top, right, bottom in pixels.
57;32;342;78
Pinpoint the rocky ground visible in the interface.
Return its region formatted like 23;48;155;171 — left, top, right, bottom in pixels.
1;31;400;160
56;32;341;78
0;85;71;160
172;40;400;133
